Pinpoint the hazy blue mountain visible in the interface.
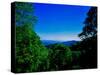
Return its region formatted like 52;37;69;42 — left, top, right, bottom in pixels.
41;40;78;46
41;40;61;46
61;40;78;46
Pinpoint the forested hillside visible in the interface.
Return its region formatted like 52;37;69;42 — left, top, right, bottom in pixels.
15;2;49;72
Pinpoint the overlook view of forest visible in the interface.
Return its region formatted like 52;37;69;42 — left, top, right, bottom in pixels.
14;2;97;73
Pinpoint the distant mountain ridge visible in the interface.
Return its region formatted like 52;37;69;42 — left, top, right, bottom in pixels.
41;40;79;46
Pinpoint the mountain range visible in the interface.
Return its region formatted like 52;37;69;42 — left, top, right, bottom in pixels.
41;40;79;46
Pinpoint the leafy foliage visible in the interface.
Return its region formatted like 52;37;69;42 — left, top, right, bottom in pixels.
16;25;49;72
78;7;97;40
15;2;37;27
47;44;72;70
78;7;97;68
15;2;49;72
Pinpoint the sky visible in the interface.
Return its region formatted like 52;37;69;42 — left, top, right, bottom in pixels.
33;3;91;41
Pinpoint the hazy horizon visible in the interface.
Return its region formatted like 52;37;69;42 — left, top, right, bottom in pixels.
38;33;81;41
40;39;80;42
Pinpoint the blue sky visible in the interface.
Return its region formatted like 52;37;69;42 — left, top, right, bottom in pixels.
33;3;90;41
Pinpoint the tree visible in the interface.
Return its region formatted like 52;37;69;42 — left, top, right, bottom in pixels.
78;7;97;68
47;44;72;70
15;2;37;27
78;7;97;40
15;2;49;72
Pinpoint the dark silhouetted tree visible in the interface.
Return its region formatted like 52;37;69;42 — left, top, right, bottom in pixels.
79;7;97;40
78;7;97;68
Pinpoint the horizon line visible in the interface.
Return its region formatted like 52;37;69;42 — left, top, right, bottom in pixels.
40;39;80;42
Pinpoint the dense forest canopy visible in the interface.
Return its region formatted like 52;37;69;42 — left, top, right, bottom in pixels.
15;2;49;72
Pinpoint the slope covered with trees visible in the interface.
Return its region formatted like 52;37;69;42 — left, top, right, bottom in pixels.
15;2;49;72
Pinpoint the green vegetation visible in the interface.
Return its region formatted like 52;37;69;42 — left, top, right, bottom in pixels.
15;2;97;72
78;7;97;68
15;2;49;72
47;44;72;70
